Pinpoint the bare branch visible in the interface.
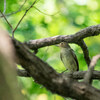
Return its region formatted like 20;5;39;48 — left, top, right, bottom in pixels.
0;10;13;31
17;70;100;80
0;0;27;18
3;0;6;14
77;40;91;66
34;6;59;16
12;0;38;37
66;70;100;80
25;25;100;50
0;9;24;18
84;54;100;84
0;5;58;18
0;0;30;38
19;0;27;10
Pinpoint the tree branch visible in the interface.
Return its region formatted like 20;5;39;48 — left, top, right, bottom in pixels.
12;0;38;37
17;70;100;80
67;70;100;80
0;10;13;31
25;25;100;49
3;0;6;14
84;54;100;84
0;0;27;18
13;39;100;100
0;0;37;38
0;5;58;18
77;40;91;66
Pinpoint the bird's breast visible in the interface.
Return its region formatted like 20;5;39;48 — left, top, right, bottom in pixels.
60;48;77;72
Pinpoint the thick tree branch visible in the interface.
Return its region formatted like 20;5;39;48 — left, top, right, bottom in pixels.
13;39;100;100
84;54;100;84
25;25;100;49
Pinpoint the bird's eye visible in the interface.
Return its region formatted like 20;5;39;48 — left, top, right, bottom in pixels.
61;42;64;45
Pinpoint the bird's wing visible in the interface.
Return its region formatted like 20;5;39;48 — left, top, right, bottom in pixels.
60;52;63;61
70;49;79;71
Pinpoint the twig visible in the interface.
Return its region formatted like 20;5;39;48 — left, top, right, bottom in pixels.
1;0;37;38
19;0;27;10
34;6;59;16
12;0;38;36
0;9;24;18
84;54;100;84
0;5;59;18
0;0;27;18
0;10;13;31
0;0;29;38
3;0;6;14
77;40;91;66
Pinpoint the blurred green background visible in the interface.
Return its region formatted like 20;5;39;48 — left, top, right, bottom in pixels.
0;0;100;100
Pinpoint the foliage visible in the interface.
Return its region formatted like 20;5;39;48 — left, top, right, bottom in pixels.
0;0;100;100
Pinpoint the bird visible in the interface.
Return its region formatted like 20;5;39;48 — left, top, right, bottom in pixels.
58;42;79;72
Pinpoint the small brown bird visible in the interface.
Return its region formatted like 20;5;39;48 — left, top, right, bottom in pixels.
58;42;79;72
